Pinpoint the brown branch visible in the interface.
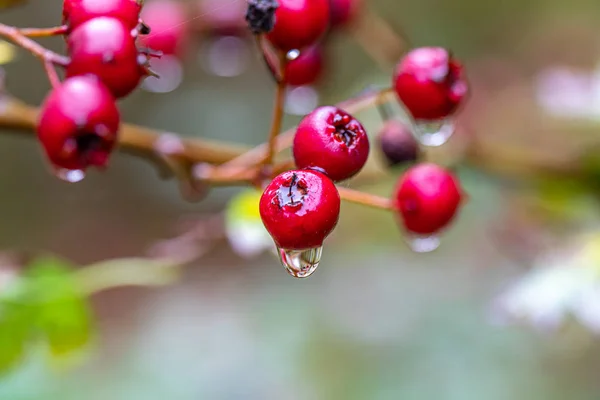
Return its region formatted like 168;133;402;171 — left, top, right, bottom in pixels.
337;187;394;210
0;23;69;66
18;25;69;38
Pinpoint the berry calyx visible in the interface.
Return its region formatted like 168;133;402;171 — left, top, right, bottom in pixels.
36;76;120;171
245;0;279;35
393;163;463;235
377;119;419;166
284;46;324;86
63;0;143;31
393;47;468;121
329;0;361;28
266;0;330;52
66;17;147;98
139;0;189;56
293;106;370;182
259;170;341;250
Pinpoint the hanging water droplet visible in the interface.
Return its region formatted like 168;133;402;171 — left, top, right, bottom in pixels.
404;233;440;253
55;168;85;183
277;246;322;278
414;119;455;147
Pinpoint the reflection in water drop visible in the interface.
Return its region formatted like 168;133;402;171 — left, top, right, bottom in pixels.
55;169;85;183
142;55;184;94
286;49;300;61
404;233;440;253
277;246;323;278
285;85;319;116
200;36;250;77
414;119;455;147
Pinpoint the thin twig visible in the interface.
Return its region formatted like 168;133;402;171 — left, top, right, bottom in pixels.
18;25;69;38
337;186;394;210
262;50;287;168
0;23;70;66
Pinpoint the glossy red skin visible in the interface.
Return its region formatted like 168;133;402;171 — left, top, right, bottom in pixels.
284;46;324;86
393;47;469;121
267;0;330;52
67;17;145;98
293;106;370;182
393;163;463;235
139;0;188;56
260;170;340;249
329;0;361;28
63;0;142;31
37;76;120;170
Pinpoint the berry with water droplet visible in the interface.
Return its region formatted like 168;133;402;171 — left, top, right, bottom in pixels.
393;163;464;235
139;0;189;56
260;170;340;249
284;46;324;86
63;0;143;31
293;106;370;182
393;47;468;121
66;17;147;98
377;119;419;166
267;0;330;52
329;0;361;28
37;76;120;171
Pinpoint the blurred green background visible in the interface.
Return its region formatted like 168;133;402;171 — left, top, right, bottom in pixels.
3;0;600;398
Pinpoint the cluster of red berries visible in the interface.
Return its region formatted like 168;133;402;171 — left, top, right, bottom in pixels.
36;0;167;173
258;0;469;256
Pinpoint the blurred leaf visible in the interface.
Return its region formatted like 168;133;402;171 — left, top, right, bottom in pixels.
0;299;32;373
0;0;26;9
225;189;273;258
0;41;16;65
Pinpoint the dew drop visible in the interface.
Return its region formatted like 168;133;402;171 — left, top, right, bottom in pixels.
55;168;85;183
286;49;300;61
277;246;322;278
414;119;455;147
404;233;440;253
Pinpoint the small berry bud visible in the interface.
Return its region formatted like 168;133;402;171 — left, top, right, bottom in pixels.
377;119;419;166
245;0;279;35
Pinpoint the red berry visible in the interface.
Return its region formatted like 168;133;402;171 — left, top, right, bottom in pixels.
284;46;324;86
329;0;361;28
393;163;463;235
377;119;419;166
139;0;188;56
293;106;370;182
66;17;146;98
37;76;120;171
259;170;340;249
63;0;143;31
267;0;330;52
393;47;469;121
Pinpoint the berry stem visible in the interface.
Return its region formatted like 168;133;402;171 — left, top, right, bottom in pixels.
18;25;69;38
0;23;70;66
43;59;60;88
262;50;288;168
337;187;394;210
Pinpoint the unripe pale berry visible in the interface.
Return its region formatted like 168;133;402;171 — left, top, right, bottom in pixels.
284;46;324;86
139;0;189;56
37;76;120;171
63;0;143;31
259;170;341;249
393;47;469;121
267;0;330;52
66;17;146;98
393;163;463;235
293;106;370;182
377;119;419;166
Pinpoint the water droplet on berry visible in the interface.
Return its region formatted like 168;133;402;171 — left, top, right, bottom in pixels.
404;233;440;253
55;168;86;183
285;85;319;116
414;119;455;147
286;49;300;61
277;246;323;278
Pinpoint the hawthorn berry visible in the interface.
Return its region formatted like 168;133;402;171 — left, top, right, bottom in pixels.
63;0;143;31
139;0;189;56
259;169;341;250
377;119;419;166
66;17;147;98
284;46;324;86
329;0;361;28
267;0;330;52
393;163;463;235
393;47;468;121
37;76;120;171
293;106;369;182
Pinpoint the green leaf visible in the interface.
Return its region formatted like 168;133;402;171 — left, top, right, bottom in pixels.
0;299;32;374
